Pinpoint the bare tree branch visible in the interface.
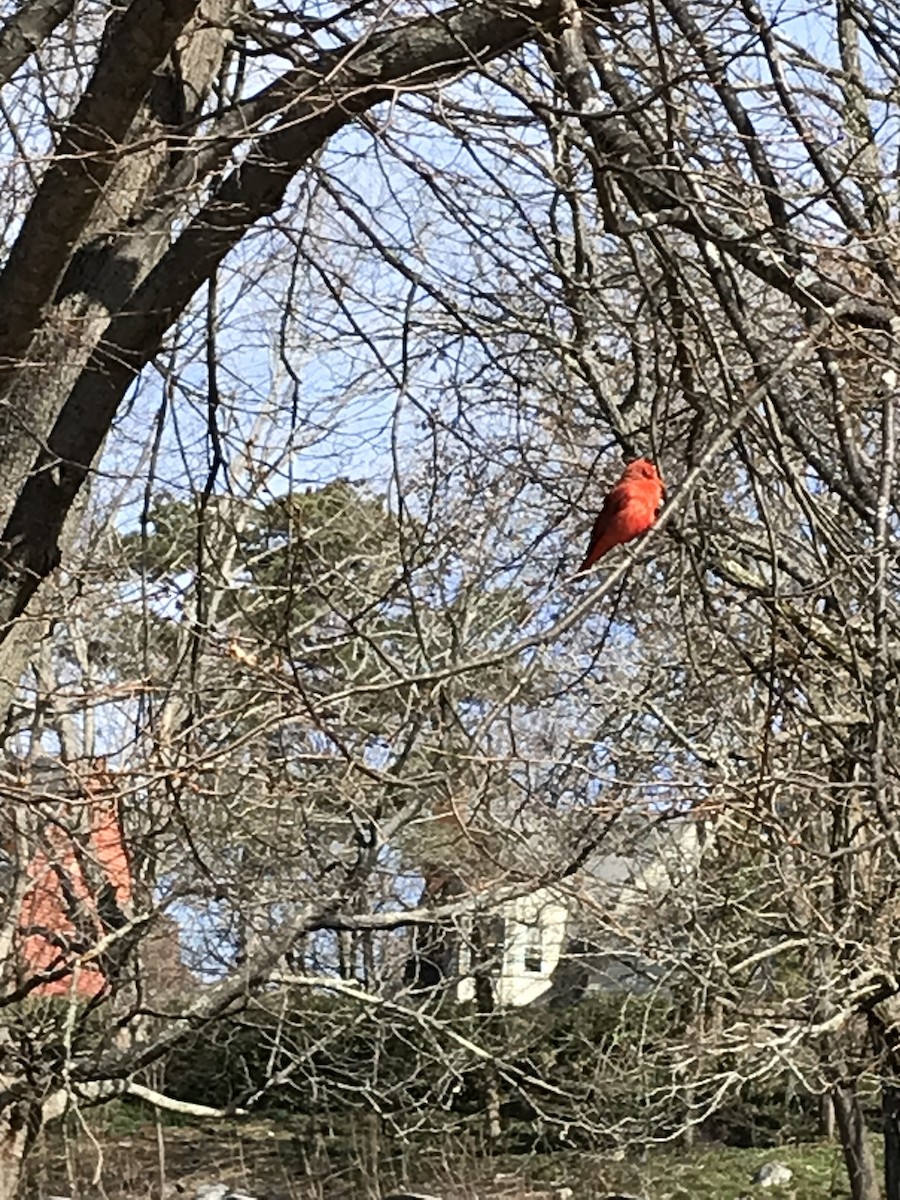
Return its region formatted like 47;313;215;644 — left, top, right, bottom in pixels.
0;0;77;88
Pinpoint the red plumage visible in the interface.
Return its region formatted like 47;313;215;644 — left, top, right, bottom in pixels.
577;458;665;574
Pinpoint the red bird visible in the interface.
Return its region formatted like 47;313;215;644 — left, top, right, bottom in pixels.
577;458;666;574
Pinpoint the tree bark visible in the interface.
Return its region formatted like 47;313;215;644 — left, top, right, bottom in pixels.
0;0;203;393
821;1091;836;1140
0;1090;62;1200
0;1106;31;1200
883;1080;900;1200
0;0;77;89
867;1003;900;1200
0;0;235;690
832;1081;881;1200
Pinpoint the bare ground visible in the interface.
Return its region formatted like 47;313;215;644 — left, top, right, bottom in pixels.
22;1119;575;1200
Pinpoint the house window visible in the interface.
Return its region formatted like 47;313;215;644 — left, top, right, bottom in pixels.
523;924;543;973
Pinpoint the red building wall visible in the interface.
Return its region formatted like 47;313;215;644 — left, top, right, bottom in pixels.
17;763;132;998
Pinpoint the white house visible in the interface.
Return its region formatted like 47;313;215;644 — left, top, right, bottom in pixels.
450;814;705;1008
455;888;571;1007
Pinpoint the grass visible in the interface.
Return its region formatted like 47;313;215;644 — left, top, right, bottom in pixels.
23;1119;868;1200
400;1140;862;1199
591;1141;856;1199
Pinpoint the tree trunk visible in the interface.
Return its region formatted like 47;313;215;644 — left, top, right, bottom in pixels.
883;1080;900;1200
832;1081;881;1200
821;1091;836;1140
0;1099;40;1200
867;1004;900;1200
681;1097;696;1150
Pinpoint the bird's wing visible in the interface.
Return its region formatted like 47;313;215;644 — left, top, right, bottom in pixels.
579;486;631;569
